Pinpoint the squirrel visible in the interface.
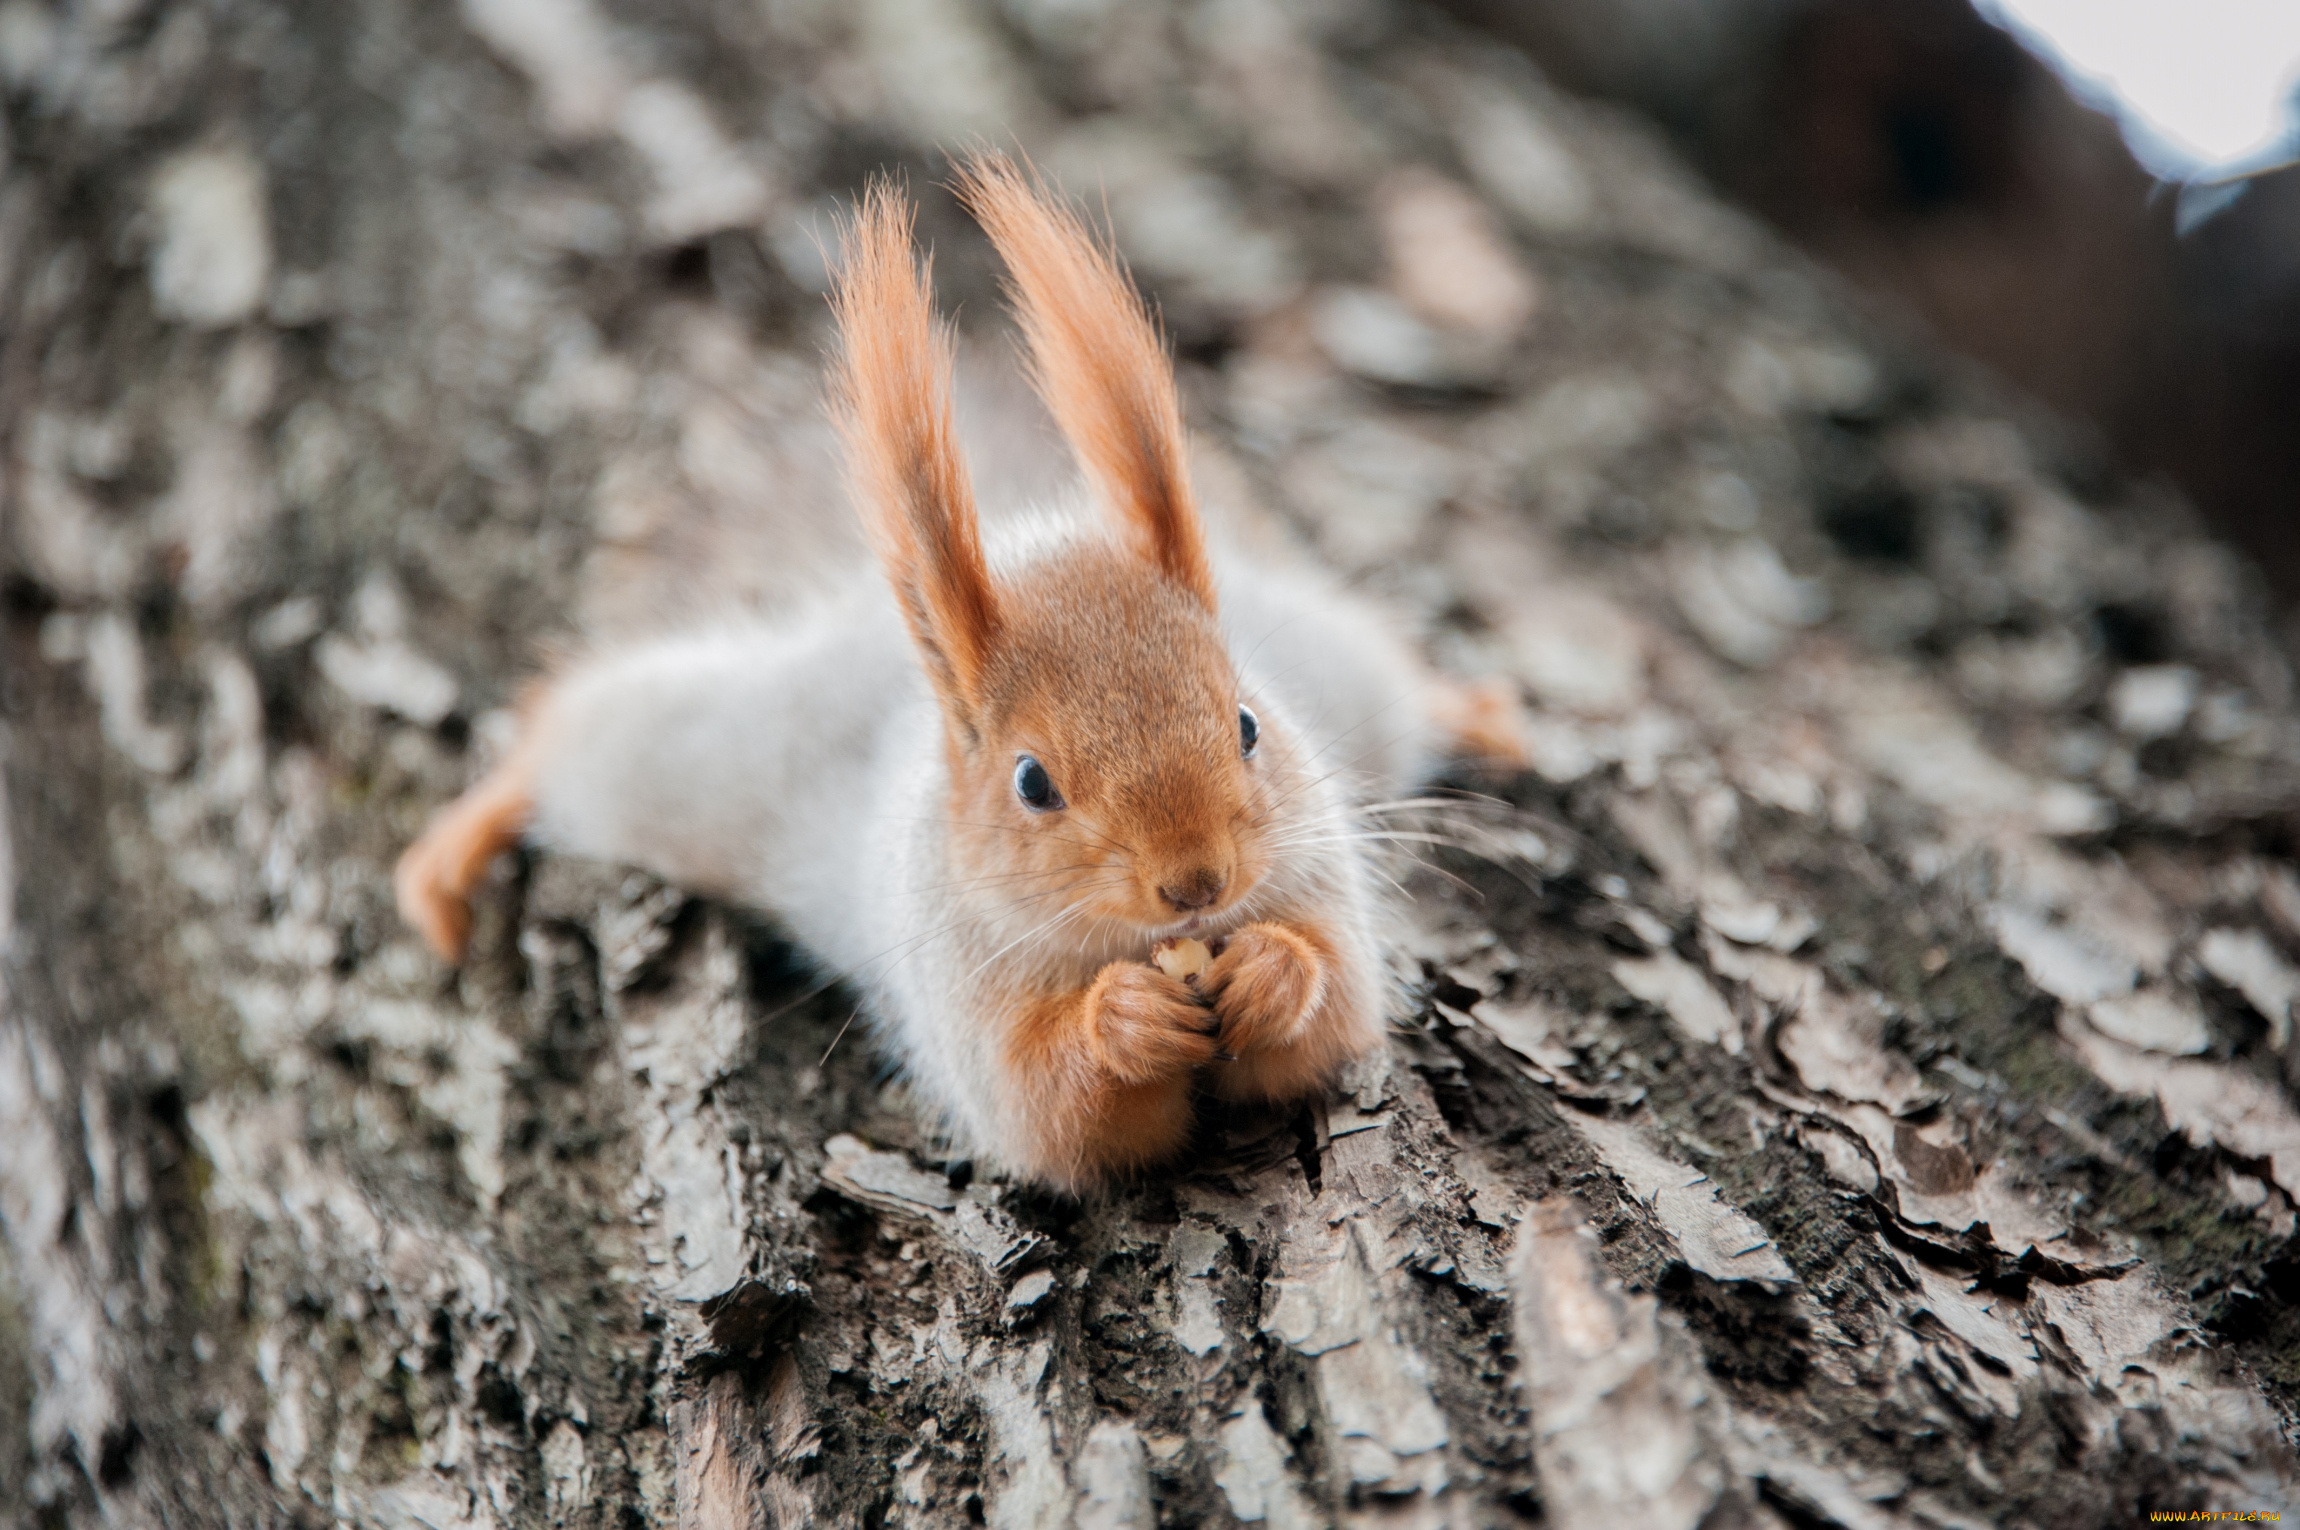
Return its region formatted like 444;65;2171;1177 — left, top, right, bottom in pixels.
394;154;1523;1191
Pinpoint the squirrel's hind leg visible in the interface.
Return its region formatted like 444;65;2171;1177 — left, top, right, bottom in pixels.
395;735;539;962
1429;675;1530;771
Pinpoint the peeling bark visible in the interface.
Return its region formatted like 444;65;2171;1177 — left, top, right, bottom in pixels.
5;0;2299;1525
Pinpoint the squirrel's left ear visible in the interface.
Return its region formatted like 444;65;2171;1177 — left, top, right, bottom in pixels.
957;152;1216;613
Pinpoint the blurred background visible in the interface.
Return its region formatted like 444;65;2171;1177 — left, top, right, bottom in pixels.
7;0;2299;628
1453;0;2300;601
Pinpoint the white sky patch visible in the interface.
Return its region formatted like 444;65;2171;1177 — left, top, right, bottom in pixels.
1980;0;2300;179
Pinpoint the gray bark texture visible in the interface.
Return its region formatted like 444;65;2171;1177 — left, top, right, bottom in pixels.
4;1;2299;1526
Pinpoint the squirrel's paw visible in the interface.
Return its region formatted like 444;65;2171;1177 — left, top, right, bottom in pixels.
394;757;537;964
1203;922;1326;1054
395;833;476;963
394;779;531;963
1087;963;1219;1084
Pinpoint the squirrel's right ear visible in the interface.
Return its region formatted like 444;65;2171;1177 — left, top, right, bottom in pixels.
957;153;1216;613
831;181;1002;729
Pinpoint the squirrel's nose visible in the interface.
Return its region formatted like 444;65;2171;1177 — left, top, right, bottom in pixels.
1159;867;1227;912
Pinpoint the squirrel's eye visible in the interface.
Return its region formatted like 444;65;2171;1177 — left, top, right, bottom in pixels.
1239;706;1260;758
1014;755;1062;810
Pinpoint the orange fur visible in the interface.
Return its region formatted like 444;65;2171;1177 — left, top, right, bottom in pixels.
943;543;1250;928
1203;920;1329;1053
1431;675;1531;770
394;736;539;962
955;153;1216;610
1203;919;1365;1104
1005;966;1215;1188
830;181;1002;717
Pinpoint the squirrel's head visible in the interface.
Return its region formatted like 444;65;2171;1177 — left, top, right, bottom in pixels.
832;158;1303;936
942;536;1287;933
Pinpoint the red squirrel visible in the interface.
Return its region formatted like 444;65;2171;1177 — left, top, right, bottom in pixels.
396;155;1522;1189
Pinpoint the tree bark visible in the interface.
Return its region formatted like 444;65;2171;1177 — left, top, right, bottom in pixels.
4;1;2297;1525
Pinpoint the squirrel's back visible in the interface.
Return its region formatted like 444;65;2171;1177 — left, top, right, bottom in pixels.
527;576;927;964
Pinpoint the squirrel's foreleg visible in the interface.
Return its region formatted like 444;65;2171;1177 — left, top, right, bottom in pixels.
1202;918;1381;1105
1001;963;1218;1188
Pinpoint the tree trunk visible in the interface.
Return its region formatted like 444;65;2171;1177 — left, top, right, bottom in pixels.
4;1;2297;1525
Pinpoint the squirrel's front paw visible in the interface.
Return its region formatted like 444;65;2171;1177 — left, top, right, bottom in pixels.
1203;922;1326;1054
1087;963;1219;1084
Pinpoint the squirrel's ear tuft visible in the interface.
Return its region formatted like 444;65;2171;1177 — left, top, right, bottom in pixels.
831;180;1002;725
956;152;1216;612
